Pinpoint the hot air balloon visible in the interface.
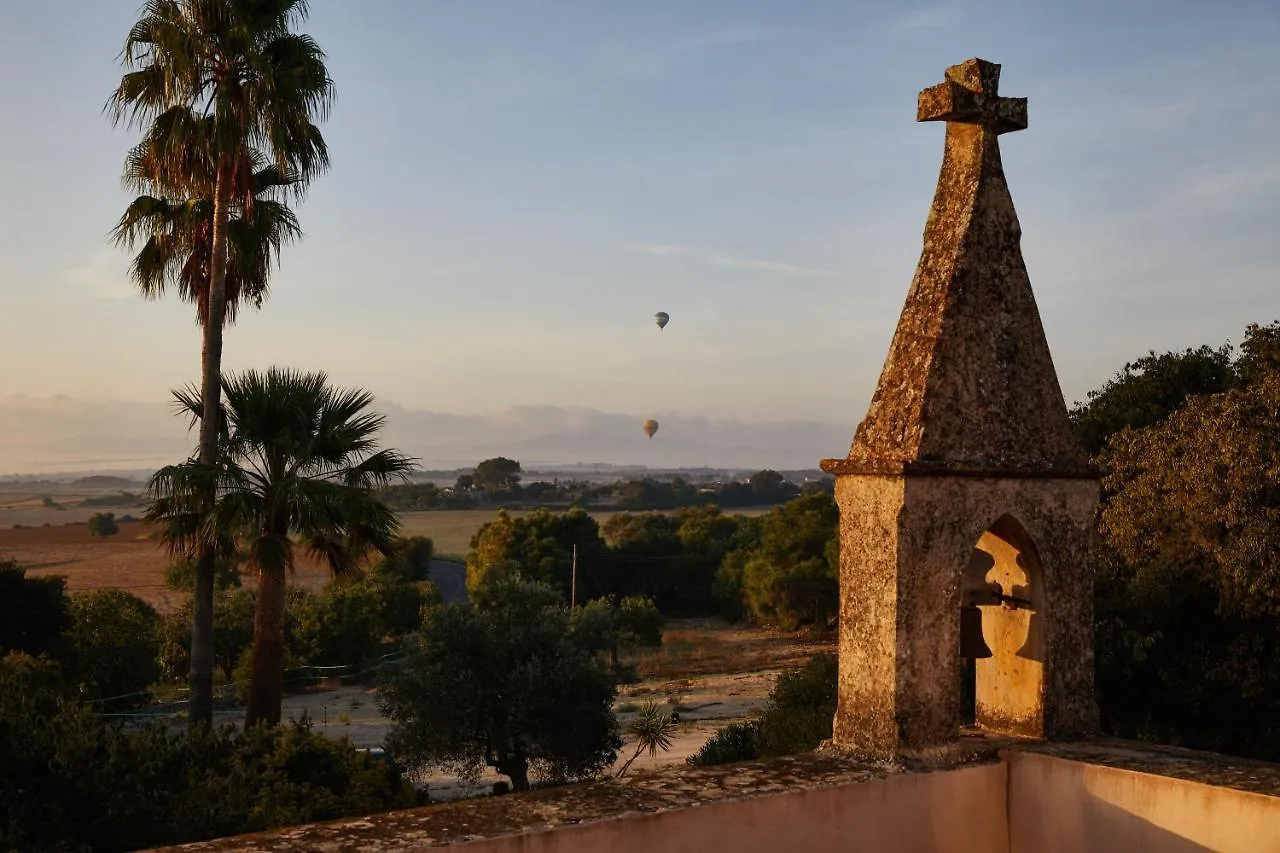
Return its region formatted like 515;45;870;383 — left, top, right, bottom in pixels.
654;312;670;330
642;419;659;439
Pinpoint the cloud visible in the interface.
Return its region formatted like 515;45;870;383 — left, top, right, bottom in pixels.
0;395;847;474
632;243;844;280
64;249;134;300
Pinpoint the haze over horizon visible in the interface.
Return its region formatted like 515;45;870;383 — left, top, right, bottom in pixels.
1;1;1277;473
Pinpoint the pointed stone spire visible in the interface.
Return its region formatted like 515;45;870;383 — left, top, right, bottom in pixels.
824;58;1091;477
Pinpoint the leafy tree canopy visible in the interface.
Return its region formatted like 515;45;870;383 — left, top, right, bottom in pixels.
466;508;602;597
380;576;620;792
89;512;120;538
740;491;839;629
473;457;522;492
1069;345;1235;455
0;561;71;661
68;590;161;707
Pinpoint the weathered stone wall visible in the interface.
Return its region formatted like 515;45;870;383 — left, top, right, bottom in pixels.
833;474;1098;757
831;474;904;755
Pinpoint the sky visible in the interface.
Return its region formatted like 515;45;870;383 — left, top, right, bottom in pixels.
1;1;1278;470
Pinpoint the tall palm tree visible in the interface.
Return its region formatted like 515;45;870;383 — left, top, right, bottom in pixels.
149;368;414;726
113;126;302;327
108;0;333;728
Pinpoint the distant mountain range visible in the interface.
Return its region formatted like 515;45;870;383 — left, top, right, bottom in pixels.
0;394;854;477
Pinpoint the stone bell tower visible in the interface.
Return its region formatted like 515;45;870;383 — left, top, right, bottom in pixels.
821;58;1099;760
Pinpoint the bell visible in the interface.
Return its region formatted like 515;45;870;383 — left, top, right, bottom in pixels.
960;604;993;659
1015;610;1044;662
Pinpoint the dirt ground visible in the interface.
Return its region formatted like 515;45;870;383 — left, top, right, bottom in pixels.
211;619;834;802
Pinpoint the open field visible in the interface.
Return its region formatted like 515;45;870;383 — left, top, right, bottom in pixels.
0;520;338;613
0;506;777;612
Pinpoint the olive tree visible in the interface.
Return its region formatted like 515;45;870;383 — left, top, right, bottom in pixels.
380;576;620;791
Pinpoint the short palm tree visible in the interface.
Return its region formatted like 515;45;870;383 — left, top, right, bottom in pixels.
148;368;414;726
109;0;333;728
615;700;678;777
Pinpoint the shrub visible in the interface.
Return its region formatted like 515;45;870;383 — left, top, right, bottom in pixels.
0;560;71;660
68;589;161;707
88;512;119;537
0;660;415;853
687;722;759;766
687;653;837;766
755;653;838;756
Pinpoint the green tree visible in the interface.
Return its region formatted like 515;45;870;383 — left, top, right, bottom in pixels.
571;595;663;670
1101;372;1280;615
68;590;162;707
0;561;71;660
377;535;435;582
473;456;522;492
1069;345;1235;454
740;491;839;629
159;587;260;682
466;507;603;598
1236;320;1280;386
380;576;621;792
88;512;120;538
148;369;412;726
599;511;683;604
746;469;798;504
109;0;334;730
1093;353;1280;760
673;506;762;614
295;567;435;668
164;551;243;591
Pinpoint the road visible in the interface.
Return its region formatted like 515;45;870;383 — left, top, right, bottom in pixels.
427;560;469;606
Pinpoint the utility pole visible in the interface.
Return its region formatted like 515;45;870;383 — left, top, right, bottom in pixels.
571;544;578;609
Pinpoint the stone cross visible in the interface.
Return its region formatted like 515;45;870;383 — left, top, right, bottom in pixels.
917;59;1027;134
822;59;1099;760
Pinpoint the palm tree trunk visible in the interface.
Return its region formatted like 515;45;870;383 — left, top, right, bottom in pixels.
615;741;645;778
189;165;233;730
245;563;287;727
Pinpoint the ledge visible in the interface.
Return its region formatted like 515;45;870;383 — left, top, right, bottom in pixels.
144;749;999;852
144;736;1280;852
1011;738;1280;799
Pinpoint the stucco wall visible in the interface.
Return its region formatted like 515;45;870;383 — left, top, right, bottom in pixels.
1007;751;1280;853
451;762;1008;853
